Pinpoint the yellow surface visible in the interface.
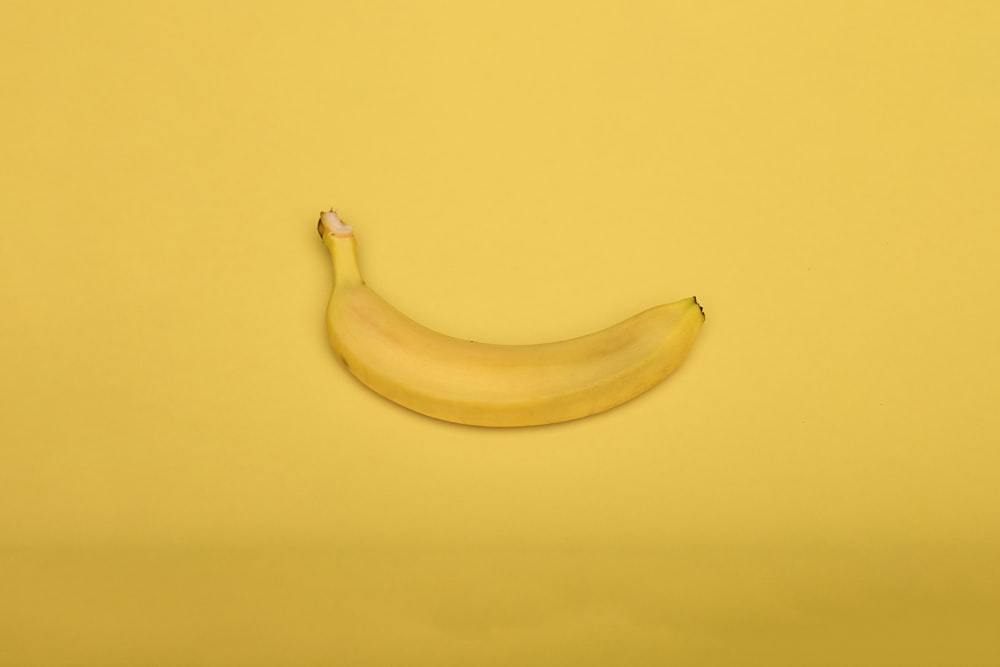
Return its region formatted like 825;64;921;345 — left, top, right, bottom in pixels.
2;1;999;664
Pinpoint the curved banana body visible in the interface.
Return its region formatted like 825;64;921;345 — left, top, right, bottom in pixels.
318;211;704;427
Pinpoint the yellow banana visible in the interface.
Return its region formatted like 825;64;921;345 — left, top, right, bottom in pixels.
318;210;704;427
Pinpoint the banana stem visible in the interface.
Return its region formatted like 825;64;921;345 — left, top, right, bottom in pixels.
320;210;353;237
318;210;363;287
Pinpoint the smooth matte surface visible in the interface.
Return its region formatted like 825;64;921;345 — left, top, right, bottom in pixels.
2;1;999;664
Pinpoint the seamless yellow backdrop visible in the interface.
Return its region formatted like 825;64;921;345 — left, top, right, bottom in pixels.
2;1;999;665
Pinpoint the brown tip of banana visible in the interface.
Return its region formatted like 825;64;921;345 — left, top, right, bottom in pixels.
693;296;705;321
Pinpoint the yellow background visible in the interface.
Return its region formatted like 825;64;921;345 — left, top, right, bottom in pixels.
2;1;999;664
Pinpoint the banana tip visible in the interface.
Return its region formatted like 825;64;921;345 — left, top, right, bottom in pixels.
693;296;705;320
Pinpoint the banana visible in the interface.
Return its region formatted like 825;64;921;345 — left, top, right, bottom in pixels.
318;210;704;427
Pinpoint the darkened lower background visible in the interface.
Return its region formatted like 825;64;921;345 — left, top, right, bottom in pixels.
3;543;999;666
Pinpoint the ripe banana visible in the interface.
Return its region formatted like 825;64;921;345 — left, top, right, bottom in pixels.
318;210;704;427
